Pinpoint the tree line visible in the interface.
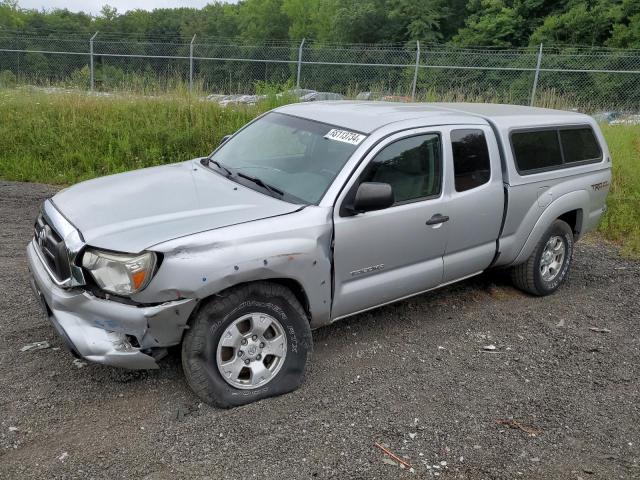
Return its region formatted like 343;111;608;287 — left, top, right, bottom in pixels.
1;0;639;48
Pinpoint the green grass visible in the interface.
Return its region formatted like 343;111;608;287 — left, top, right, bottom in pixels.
598;124;640;256
0;89;638;255
0;88;289;183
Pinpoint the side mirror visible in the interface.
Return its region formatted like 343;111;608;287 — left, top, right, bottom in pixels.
219;134;231;146
350;182;394;214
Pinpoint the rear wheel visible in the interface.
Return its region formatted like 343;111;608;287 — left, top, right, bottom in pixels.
511;219;574;296
182;282;312;408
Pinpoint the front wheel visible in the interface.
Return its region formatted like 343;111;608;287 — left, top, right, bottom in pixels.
511;219;574;296
182;282;312;408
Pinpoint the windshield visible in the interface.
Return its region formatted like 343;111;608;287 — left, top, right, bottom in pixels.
209;112;365;204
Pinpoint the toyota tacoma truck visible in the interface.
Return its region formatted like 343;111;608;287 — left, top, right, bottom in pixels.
27;102;611;407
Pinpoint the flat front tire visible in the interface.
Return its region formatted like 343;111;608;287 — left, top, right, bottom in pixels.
511;219;574;296
182;282;312;408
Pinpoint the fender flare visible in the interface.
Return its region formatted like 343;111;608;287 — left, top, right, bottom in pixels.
512;190;587;265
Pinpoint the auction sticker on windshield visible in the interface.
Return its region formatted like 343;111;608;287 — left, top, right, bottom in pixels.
324;129;366;145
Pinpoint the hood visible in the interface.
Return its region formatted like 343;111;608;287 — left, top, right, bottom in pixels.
52;160;301;252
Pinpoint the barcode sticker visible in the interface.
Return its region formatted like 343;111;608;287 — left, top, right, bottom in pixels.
324;129;366;145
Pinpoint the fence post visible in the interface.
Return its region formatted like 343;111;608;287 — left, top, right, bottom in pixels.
296;38;306;89
189;34;196;93
89;31;98;92
411;40;420;101
530;43;543;106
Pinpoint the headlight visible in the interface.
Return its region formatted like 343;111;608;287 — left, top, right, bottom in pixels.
82;249;157;296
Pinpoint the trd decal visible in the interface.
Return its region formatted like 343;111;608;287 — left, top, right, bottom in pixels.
591;181;609;191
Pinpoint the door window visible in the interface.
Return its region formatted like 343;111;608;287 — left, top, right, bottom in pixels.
451;129;491;192
360;134;442;204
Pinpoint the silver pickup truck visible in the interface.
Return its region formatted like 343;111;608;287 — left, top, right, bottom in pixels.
27;102;611;407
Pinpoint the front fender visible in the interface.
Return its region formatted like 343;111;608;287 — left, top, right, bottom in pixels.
131;207;334;328
511;190;588;266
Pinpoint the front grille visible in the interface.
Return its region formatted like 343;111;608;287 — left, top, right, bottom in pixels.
34;214;71;282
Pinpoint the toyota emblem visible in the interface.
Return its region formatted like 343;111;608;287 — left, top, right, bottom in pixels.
37;225;50;248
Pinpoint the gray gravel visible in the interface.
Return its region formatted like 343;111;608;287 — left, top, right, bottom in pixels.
1;180;639;479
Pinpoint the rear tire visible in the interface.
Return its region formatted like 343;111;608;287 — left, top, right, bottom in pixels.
181;282;312;408
511;219;574;296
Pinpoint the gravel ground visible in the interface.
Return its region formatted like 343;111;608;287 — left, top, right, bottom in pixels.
1;180;639;479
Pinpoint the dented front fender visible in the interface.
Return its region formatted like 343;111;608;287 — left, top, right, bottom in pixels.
131;206;334;329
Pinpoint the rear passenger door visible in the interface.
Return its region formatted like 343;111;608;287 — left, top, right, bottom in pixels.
441;126;505;283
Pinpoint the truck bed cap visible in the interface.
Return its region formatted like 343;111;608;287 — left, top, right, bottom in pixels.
276;101;592;134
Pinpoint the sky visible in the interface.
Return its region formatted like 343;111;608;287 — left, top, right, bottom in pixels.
17;0;235;15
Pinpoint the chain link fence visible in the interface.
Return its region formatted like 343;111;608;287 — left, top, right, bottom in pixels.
1;32;639;112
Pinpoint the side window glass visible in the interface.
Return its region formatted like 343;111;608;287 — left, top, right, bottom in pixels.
361;134;442;204
560;128;601;163
451;129;491;192
512;130;563;172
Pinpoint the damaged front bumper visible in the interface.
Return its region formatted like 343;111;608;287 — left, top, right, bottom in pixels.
27;241;197;369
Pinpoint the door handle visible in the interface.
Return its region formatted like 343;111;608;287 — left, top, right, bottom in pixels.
426;214;450;225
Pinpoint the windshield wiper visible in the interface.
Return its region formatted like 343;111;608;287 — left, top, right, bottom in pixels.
208;158;234;177
237;172;284;197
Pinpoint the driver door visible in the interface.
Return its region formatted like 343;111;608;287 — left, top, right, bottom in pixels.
331;129;449;320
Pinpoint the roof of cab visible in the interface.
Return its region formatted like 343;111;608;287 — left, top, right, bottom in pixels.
275;101;592;134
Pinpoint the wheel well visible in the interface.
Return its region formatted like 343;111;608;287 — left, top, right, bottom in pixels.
557;209;582;237
268;278;312;320
189;278;312;325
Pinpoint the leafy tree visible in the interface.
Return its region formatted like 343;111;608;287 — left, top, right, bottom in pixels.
454;0;530;46
387;0;448;43
606;0;640;48
281;0;339;41
238;0;290;40
331;0;392;44
529;1;623;46
608;13;640;48
0;0;23;30
181;2;241;39
99;5;118;22
3;0;640;49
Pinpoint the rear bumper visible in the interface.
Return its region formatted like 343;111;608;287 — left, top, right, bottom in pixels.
27;241;197;370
